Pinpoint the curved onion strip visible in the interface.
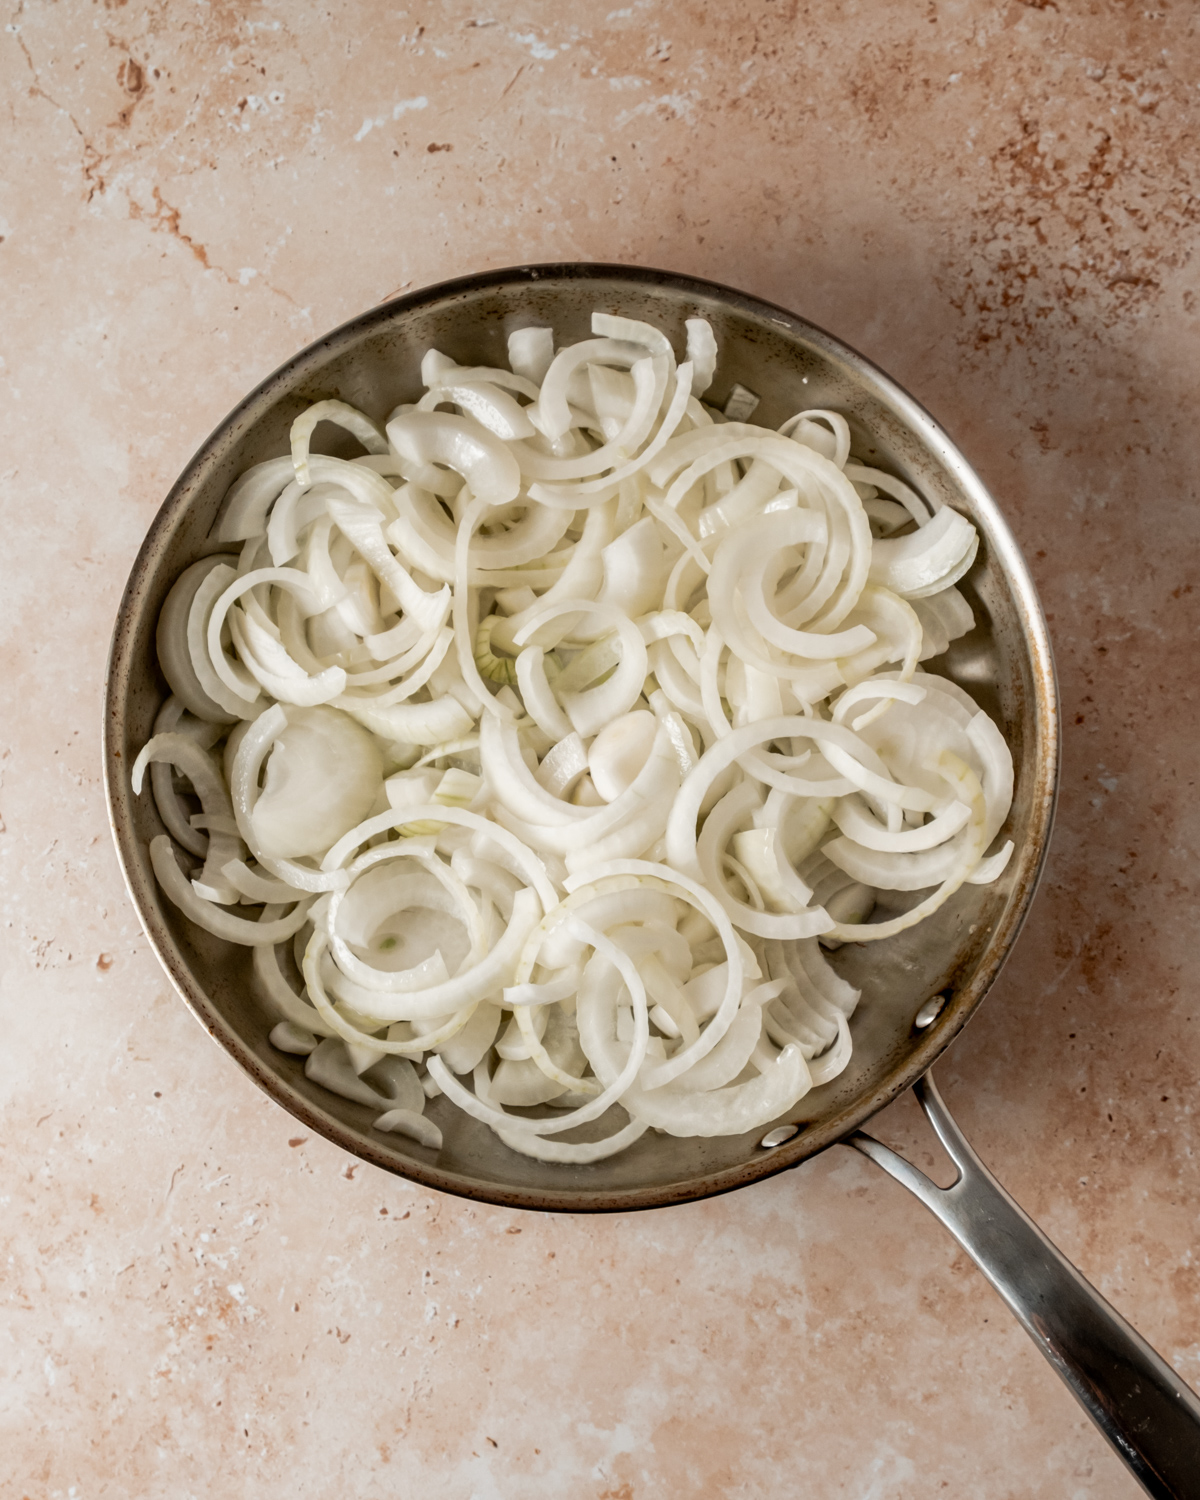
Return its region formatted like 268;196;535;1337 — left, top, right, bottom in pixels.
832;677;926;731
532;337;646;441
342;694;475;747
253;926;336;1037
697;780;834;940
316;478;450;633
206;569;323;704
560;862;745;1090
869;506;978;598
454;494;519;721
428;916;649;1136
132;733;243;903
424;351;541;399
419;382;538;441
781;409;852;469
844;462;932;525
515;648;574;741
336;627;453;709
183;561;263;718
291;400;387;486
311;886;541;1022
388;484;574;580
146;698;219;854
514;357;669;484
319;804;558;914
386;409;521;506
528;360;692;503
710;510;878;663
480;715;589;827
825;753;988;942
667;714;924;881
512;599;648;740
149;836;313;944
229;609;346;707
215;456;297;543
495;1117;648;1163
303;931;479;1055
831;794;971;853
806;1011;853;1085
582;976;812;1138
325;846;486;990
154;556;243;722
698;461;790;543
487;726;680;859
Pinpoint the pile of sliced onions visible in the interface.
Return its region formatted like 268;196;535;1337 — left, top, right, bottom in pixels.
133;310;1012;1163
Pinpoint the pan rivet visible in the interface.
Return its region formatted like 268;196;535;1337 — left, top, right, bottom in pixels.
915;995;946;1029
760;1125;800;1148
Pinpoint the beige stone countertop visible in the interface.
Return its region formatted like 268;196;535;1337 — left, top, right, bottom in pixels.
3;3;1199;1496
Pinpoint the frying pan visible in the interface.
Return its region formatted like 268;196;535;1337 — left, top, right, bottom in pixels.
102;264;1200;1496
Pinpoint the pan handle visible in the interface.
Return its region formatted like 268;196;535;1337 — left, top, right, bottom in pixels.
847;1072;1200;1500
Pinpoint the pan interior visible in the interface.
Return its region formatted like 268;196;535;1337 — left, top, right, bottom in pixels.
105;265;1056;1212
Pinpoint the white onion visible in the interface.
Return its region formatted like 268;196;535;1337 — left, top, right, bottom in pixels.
134;305;1015;1165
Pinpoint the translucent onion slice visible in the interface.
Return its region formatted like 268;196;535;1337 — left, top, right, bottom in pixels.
429;915;649;1135
390;484;576;581
515;356;670;483
387;409;522;506
507;327;555;384
561;862;746;1089
516;648;574;742
254;926;337;1037
843;462;933;525
132;733;244;903
318;483;450;634
311;886;541;1023
480;714;591;827
147;697;220;856
527;360;692;503
685;318;717;395
418;382;537;441
869;506;979;598
148;835;313;945
206;568;323;705
532;337;647;441
696;780;834;940
487;724;681;860
512;600;648;739
579;957;812;1138
155;556;243;722
824;752;988;942
215;456;297;543
320;804;558;914
781;409;852;469
290;399;387;487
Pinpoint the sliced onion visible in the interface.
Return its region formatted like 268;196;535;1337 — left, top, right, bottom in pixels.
291;399;387;487
215;456;296;543
870;506;978;598
387;409;521;505
137;306;1010;1169
149;836;313;944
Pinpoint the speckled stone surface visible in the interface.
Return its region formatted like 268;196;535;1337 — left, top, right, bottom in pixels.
3;3;1199;1496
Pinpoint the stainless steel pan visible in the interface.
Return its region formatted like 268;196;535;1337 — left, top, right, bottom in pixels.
102;264;1200;1496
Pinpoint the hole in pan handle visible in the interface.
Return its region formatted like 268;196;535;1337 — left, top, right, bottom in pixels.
848;1072;1200;1500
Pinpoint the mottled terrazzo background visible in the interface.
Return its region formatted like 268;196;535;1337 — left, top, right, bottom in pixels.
3;2;1200;1496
